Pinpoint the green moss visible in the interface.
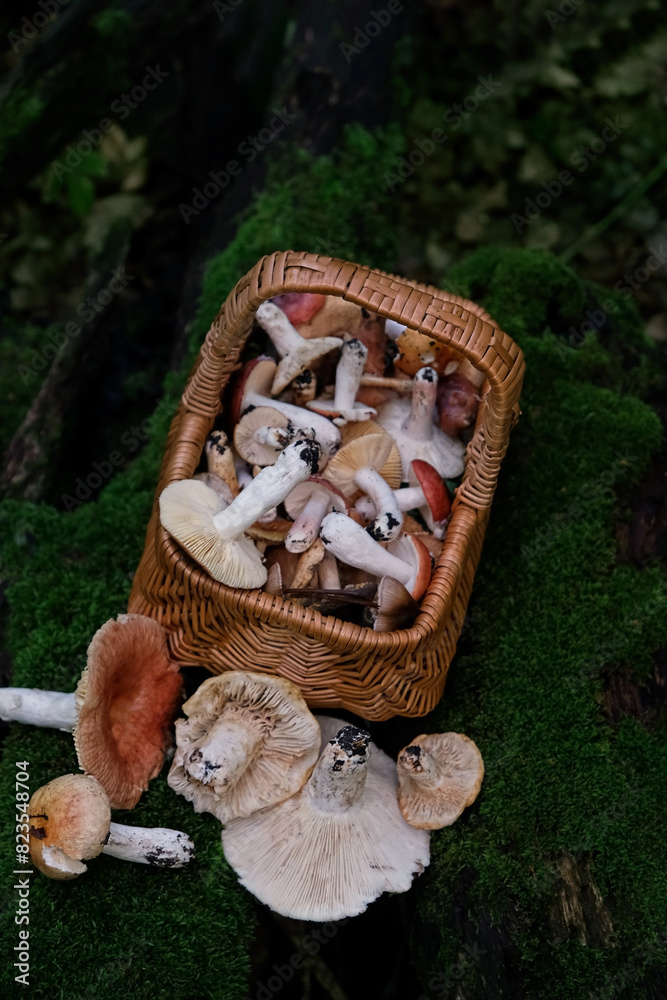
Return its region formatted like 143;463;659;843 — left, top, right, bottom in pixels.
191;123;405;355
413;247;666;999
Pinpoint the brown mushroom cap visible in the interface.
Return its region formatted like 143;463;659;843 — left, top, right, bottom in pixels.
168;671;321;823
397;732;484;830
325;433;402;498
28;774;111;880
410;460;451;522
73;614;183;810
394;328;462;377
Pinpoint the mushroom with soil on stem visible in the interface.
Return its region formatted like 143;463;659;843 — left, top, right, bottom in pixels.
319;511;432;600
355;459;452;539
255;301;341;395
0;614;183;810
159;438;322;589
284;476;348;553
233;405;294;467
396;732;484;829
221;721;430;921
306;338;376;424
167;671;321;823
28;774;195;880
376;366;466;479
204;429;239;495
231;357;340;465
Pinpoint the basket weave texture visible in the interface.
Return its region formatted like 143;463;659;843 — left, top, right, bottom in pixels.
128;251;525;720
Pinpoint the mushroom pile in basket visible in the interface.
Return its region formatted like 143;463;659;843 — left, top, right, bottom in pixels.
160;292;482;630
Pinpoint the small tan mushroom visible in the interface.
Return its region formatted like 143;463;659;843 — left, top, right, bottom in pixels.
233;406;294;466
396;733;484;830
205;430;239;495
168;671;321;823
28;774;195;880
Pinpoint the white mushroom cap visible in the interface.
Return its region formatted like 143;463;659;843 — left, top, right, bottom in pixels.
397;733;484;829
221;722;430;921
168;671;321;823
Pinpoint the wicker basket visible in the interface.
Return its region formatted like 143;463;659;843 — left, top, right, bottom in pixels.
128;251;524;720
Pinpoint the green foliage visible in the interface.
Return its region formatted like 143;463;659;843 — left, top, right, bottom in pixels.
413;246;667;999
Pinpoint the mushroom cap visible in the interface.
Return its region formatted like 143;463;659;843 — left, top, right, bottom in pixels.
233;406;293;466
325;433;402;497
387;533;432;600
394;328;462;377
436;372;481;437
271;292;327;326
230;357;276;425
159;477;267;588
397;732;484;830
221;719;430;921
73;614;184;809
293;296;364;340
410;460;451;522
168;671;321;823
284;475;348;520
28;774;111;880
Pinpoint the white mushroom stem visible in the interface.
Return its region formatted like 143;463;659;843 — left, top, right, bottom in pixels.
385;319;407;341
205;431;239;494
320;512;413;589
285;491;332;553
183;711;262;792
102;824;195;868
0;689;76;732
353;467;403;542
356;486;425;521
307;339;376;424
255;302;341;396
306;727;370;811
212;439;320;538
253;425;292;450
398;745;445;790
243;390;340;460
404;367;439;440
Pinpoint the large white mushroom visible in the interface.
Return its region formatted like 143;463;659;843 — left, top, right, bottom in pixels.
319;511;432;600
167;671;320;822
159;438;322;588
221;720;430;921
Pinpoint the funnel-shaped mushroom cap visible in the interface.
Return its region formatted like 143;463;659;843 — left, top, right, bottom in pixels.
28;774;111;880
222;721;430;921
168;671;320;823
397;732;484;829
73;614;183;809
